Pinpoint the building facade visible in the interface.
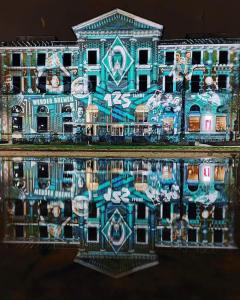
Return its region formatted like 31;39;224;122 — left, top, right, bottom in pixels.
0;9;240;143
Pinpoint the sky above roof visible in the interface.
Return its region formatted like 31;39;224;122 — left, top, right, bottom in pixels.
0;0;239;40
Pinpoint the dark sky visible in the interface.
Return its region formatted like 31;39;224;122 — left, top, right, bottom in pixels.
0;0;240;40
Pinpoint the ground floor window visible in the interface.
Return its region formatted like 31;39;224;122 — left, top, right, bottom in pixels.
214;166;225;181
187;165;199;181
37;117;48;132
216;116;226;132
162;163;173;180
134;125;149;136
162;117;174;133
189;116;200;132
202;115;213;132
63;117;73;133
12;116;22;132
111;125;123;136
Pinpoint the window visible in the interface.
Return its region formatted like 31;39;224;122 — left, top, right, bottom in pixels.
13;162;24;178
15;225;24;238
63;76;71;94
39;201;48;216
62;105;72;113
88;227;97;242
214;166;225;181
216;116;226;132
219;51;228;64
162;202;170;219
38;163;49;178
37;117;48;132
164;76;173;93
214;230;223;243
188;202;196;219
191;75;200;93
39;226;48;238
63;117;73;133
38;76;46;93
37;53;46;66
88;50;97;65
139;50;148;64
189;116;200;132
165;52;174;65
135;112;148;122
162;117;174;133
137;203;146;219
192;51;201;64
15;200;23;216
111;125;123;136
218;75;227;89
62;53;71;67
162;164;173;180
88;75;97;92
139;75;148;92
12;105;23;114
64;226;73;238
88;202;97;218
136;228;146;243
188;229;197;242
64;200;72;217
12;76;21;94
37;106;48;114
64;163;73;171
162;228;171;241
187;165;199;181
12;117;23;132
12;53;21;66
202;116;213;132
214;207;223;220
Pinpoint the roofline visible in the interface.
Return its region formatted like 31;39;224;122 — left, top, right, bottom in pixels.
72;8;163;32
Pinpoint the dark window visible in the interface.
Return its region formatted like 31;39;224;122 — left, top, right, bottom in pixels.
12;105;22;113
190;105;200;112
219;51;228;64
214;207;223;220
39;201;48;216
62;105;72;113
63;76;71;94
63;117;73;133
64;226;73;238
38;76;46;93
137;228;146;243
64;163;73;171
137;203;146;219
15;225;24;237
13;162;24;178
88;202;97;218
12;117;23;132
165;52;174;65
88;75;97;92
12;53;21;66
39;226;48;238
15;200;23;216
192;51;201;64
162;228;171;241
64;200;72;217
63;53;72;67
165;76;173;93
12;76;21;94
38;163;49;178
139;75;148;92
37;53;46;66
188;229;197;242
214;230;223;243
37;106;48;113
88;50;97;65
191;75;200;93
162;202;171;219
37;116;48;132
139;50;148;64
188;202;196;219
218;75;227;89
88;227;97;241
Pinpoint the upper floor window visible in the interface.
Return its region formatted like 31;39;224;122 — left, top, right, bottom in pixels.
139;50;148;65
63;76;71;94
191;75;200;93
219;51;228;64
63;53;72;67
192;51;201;64
87;50;97;65
38;76;46;93
37;53;46;66
12;76;21;94
164;75;173;93
12;53;21;66
138;75;148;92
88;75;97;92
165;52;174;65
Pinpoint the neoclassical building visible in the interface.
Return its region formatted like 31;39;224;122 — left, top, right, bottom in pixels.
0;8;239;143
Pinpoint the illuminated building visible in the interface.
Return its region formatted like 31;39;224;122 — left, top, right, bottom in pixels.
0;8;239;143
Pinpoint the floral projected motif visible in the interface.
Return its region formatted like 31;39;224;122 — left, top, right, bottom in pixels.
102;36;133;86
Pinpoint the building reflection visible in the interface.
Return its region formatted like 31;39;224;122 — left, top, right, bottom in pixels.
0;157;237;278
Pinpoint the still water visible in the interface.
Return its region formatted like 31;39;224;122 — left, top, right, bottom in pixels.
0;156;240;299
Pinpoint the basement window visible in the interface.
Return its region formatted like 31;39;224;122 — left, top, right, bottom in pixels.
139;50;148;65
39;226;48;238
214;230;223;243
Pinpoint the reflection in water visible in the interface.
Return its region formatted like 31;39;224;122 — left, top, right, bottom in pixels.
0;157;238;278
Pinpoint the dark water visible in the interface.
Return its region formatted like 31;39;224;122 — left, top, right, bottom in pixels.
0;156;240;300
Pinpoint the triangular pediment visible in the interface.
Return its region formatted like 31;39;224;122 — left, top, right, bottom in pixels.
72;9;163;39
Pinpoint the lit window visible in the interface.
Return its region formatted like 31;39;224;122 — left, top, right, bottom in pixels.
162;117;174;133
202;116;213;132
189;116;200;132
214;166;225;181
203;165;211;182
187;165;199;181
216;116;226;132
162;163;173;180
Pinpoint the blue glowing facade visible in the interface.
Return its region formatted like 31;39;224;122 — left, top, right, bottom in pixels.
0;9;239;143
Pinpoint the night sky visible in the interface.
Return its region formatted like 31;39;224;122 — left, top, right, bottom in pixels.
0;0;240;41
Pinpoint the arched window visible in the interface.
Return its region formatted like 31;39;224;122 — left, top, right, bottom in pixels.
62;105;72;113
190;105;200;112
37;106;48;114
188;184;198;192
12;105;23;114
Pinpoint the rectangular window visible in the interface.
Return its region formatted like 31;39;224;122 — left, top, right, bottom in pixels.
39;201;48;216
189;116;200;132
88;75;97;92
63;53;71;67
64;226;73;238
191;75;200;92
162;228;171;241
165;52;174;65
164;76;173;92
37;116;48;132
39;226;48;238
162;202;170;219
139;50;148;64
187;165;199;181
88;202;97;218
12;116;23;132
88;227;97;242
137;203;146;219
38;163;49;178
12;53;21;66
38;76;46;93
214;230;223;243
88;50;97;65
13;162;24;178
192;51;201;64
15;225;24;238
139;75;148;92
219;51;228;64
202;116;213;131
12;76;21;94
214;166;225;181
37;53;46;66
188;229;197;242
64;200;72;217
216;116;226;132
218;75;227;89
188;202;196;219
162;117;174;133
15;200;23;216
162;164;173;180
136;228;146;243
63;76;71;94
214;207;223;220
